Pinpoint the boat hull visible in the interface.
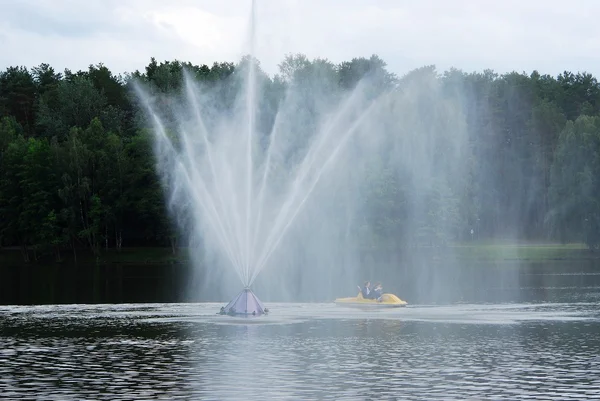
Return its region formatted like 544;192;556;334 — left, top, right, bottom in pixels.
334;292;407;309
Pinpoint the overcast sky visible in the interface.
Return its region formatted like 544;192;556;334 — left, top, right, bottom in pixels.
1;0;599;78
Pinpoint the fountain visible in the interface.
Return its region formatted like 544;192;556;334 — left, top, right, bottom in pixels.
133;1;469;313
131;0;396;316
218;287;268;316
134;69;386;315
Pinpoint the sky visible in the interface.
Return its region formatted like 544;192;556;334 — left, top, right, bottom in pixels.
1;0;600;78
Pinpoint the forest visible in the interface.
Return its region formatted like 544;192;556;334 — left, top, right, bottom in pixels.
1;54;600;263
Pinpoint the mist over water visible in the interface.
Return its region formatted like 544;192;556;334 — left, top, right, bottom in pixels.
133;4;490;304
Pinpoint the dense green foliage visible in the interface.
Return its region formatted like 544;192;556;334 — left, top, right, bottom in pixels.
2;54;600;263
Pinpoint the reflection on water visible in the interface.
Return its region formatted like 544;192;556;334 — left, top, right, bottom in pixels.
1;301;600;400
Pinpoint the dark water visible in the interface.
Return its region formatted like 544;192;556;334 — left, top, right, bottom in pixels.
1;286;600;400
3;259;600;305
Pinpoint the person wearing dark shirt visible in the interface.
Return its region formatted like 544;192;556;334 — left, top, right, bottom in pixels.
361;281;371;298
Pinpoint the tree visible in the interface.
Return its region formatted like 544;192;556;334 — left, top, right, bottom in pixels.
548;115;600;248
0;66;38;135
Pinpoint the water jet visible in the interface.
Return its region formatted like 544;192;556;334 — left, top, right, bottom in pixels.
133;0;467;312
133;15;387;313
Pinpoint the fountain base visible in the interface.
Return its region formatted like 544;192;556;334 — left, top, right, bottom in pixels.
219;288;269;317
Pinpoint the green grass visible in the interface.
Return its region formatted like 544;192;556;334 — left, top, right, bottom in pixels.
448;242;594;261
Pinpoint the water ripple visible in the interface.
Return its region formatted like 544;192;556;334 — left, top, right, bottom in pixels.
0;302;599;400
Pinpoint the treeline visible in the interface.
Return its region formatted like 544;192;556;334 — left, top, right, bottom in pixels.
1;54;600;263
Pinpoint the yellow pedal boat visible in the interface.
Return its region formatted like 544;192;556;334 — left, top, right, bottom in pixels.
334;292;408;309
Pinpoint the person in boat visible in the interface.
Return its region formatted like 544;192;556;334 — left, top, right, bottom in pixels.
372;282;383;301
360;281;371;298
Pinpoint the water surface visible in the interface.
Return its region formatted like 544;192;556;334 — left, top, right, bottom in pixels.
1;299;600;400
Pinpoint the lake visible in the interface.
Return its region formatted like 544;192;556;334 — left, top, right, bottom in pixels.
1;270;600;400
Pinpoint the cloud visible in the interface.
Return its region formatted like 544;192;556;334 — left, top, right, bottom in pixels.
1;0;600;78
